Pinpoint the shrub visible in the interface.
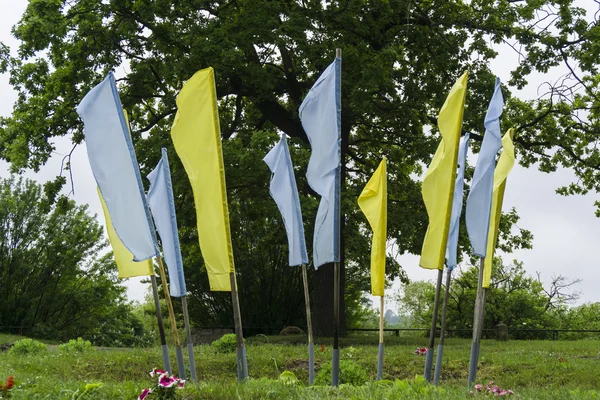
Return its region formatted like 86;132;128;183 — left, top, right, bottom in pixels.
211;334;239;353
314;359;368;386
58;338;94;353
8;338;47;356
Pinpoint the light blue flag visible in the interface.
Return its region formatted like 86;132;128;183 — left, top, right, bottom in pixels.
445;133;470;270
299;57;341;269
77;72;158;261
147;148;186;297
264;135;309;266
465;78;504;257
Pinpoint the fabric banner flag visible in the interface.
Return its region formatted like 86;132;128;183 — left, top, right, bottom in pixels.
77;72;158;261
445;133;470;270
264;135;309;267
299;57;341;269
419;72;468;270
97;188;153;278
483;128;515;288
170;67;234;292
147;148;187;297
466;78;504;257
358;158;387;296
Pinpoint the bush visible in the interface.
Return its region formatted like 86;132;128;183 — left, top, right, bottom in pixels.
58;338;94;353
9;338;47;356
211;334;239;353
314;359;368;386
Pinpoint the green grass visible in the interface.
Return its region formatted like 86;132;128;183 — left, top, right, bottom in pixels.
1;335;600;399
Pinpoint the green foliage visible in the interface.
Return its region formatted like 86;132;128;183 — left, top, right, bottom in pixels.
314;359;368;386
8;339;47;356
211;334;238;354
278;371;299;385
0;176;152;347
393;375;446;396
58;338;94;354
398;259;568;334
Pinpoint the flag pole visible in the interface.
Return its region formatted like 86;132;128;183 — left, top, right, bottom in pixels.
301;263;315;385
424;268;443;382
377;295;385;380
150;275;172;374
230;271;248;382
468;257;486;386
181;296;197;382
331;46;342;387
434;267;452;385
156;256;186;380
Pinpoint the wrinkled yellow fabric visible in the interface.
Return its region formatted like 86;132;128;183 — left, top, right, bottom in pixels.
420;72;468;270
358;158;387;296
170;68;234;291
97;188;153;278
483;129;515;288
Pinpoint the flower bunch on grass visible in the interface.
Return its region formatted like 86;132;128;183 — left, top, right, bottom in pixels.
471;381;514;396
1;375;14;399
138;369;185;400
414;347;427;356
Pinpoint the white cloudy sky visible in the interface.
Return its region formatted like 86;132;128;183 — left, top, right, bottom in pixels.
0;1;599;308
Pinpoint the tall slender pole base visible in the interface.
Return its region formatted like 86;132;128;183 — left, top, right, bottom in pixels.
434;268;452;385
301;264;315;385
230;271;248;382
377;295;385;380
468;257;487;387
331;261;341;387
151;275;171;374
181;296;197;382
424;268;443;382
156;257;186;380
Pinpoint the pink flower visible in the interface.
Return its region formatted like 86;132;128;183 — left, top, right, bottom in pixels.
150;368;167;378
177;380;186;389
508;390;514;395
158;375;178;388
498;390;508;396
138;388;151;400
474;384;483;392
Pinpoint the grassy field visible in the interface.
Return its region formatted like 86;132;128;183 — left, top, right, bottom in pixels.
1;334;600;399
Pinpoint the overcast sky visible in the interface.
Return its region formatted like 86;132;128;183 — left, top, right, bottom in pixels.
1;1;599;308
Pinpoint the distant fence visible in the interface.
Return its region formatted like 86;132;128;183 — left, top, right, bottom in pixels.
347;327;600;341
4;325;600;341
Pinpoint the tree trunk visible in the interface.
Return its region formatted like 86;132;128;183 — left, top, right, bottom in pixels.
313;262;346;337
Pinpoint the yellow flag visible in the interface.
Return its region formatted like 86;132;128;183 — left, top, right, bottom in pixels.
419;72;469;270
483;128;515;288
97;188;153;278
170;68;234;291
358;158;387;296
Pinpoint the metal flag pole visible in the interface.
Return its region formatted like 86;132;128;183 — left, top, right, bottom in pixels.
150;275;172;374
468;257;486;386
377;295;385;380
156;256;186;380
181;296;197;382
434;267;453;385
302;263;315;385
230;271;248;382
424;268;443;382
331;46;342;387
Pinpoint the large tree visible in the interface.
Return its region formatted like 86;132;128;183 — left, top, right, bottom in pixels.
0;176;148;345
1;0;598;335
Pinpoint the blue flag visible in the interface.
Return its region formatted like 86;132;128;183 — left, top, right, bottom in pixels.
445;133;470;270
264;135;309;266
77;73;158;261
465;78;504;257
299;57;341;269
147;148;187;297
